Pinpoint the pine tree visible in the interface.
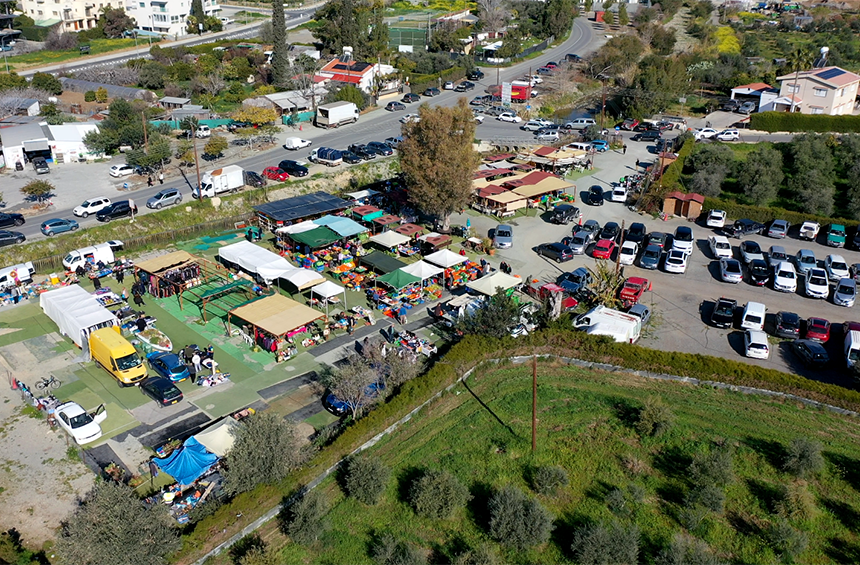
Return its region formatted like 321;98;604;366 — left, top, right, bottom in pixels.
271;0;288;86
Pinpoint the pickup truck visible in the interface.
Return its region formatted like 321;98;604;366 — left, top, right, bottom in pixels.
308;147;342;167
721;219;764;239
799;221;821;241
711;297;737;328
619;277;651;308
827;223;846;247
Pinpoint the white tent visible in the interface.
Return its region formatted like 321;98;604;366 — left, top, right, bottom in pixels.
193;418;238;457
310;280;347;316
401;260;443;281
219;240;324;290
425;249;468;268
274;220;318;235
369;231;410;249
40;285;119;348
466;272;522;296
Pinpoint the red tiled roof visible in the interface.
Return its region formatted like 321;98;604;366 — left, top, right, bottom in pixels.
519;170;555;184
484;154;514;162
477;184;506;198
665;191;705;204
533;146;557;157
329;73;363;84
731;82;772;92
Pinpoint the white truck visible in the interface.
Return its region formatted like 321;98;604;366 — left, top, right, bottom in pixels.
573;305;642;344
309;147;343;167
193;165;245;199
799;221;820;241
315;101;360;129
845;329;860;371
0;262;35;290
62;241;124;272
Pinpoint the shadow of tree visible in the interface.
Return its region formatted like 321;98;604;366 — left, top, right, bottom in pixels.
465;481;494;534
726;510;761;538
550;511;592;560
744;435;787;471
584;479;616;503
820;497;860;531
611;396;641;429
825;537;860;563
462;379;519;438
652;445;693;481
395;465;424;505
746;478;781;514
825;452;860;492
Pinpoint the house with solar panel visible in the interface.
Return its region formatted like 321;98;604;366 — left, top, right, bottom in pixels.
769;66;860;115
314;47;398;95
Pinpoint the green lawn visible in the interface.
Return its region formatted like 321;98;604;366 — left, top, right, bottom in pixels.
8;38;152;71
270;363;860;564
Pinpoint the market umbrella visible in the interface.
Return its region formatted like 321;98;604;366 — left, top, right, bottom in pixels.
425;249;468;268
401;260;443;286
377;268;421;290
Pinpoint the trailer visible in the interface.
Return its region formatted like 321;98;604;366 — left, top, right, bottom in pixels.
194;165;245;198
315;101;360;128
573;304;642;344
309;147;343;167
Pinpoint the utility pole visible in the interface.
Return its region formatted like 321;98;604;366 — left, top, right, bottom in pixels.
192;126;201;192
615;219;625;277
601;76;607;129
532;355;537;453
141;111;149;152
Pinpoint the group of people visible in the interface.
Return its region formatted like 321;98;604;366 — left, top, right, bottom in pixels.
498;261;513;275
146;172;165;187
181;344;215;383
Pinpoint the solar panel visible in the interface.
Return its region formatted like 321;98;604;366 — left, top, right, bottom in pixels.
817;68;845;80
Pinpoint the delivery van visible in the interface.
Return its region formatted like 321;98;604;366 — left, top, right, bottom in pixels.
89;326;146;386
63;241;123;272
0;262;35;290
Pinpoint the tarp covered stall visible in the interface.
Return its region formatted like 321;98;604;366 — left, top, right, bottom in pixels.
373;215;401;231
254;191;350;230
361;251;407;274
394;223;424;237
368;231;411;249
193;418;238;457
485;191;527;214
345;189;379;204
288;226;341;249
352;205;383;222
400;260;443;280
154;436;218;487
135;250;196;273
377;269;421;290
218;241;324;290
313;215;368;238
229;294;324;337
466;271;522;296
40;285;119;349
275;220;318;235
425;249;469;268
310;279;347;316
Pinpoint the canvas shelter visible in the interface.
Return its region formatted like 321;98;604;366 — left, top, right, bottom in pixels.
466;271;522;296
135;250;224;301
377;269;421;290
40;285;118;349
368;230;411;249
400;260;443;281
275;220;318;235
229;294;324;337
425;249;468;268
485;191;527;214
361;251;407;274
153;436;218;487
352;205;383;222
372;214;401;232
394;223;423;237
313;215;368;238
192;418;238;457
288;226;341;249
218;241;324;290
309;280;347;316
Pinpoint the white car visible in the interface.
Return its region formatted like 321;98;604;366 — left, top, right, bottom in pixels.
611;185;628;203
694;128;718;140
443;81;454;90
834;278;856;307
521;120;545;131
708;235;732;259
825;254;850;281
720;258;743;284
219;16;235;24
618;241;638;266
73;197;111;218
400;114;419;124
706;209;726;228
744;330;770;360
773;261;798;293
109;164;135;177
55;402;107;445
498;112;522;123
672;226;694;255
716;129;740;141
805;268;830;299
664;249;688;274
474;114;485;124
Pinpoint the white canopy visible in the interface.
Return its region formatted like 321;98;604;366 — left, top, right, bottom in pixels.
466;272;522;296
425;249;468;268
346;189;379;202
40;285;118;348
275;220;317;235
418;232;441;241
369;231;411;249
218;240;324;290
310;280;345;299
193;417;238;457
400;260;444;280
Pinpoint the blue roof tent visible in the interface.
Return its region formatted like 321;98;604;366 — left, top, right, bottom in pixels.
154;436;219;486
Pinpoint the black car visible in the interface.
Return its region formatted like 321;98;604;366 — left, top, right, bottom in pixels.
711;297;736;328
626;222;647;244
775;311;802;339
32;156;50;174
341;150;363;164
470;95;493;106
346;144;376;161
401;93;421;103
536;124;561;135
633;130;661;142
0;213;25;229
550;204;581;225
228;121;252;132
140;376;183;407
722;218;765;239
96;200;138;222
648;232;668;249
467;69;485;80
244;170;266;188
791;339;829;367
565;53;582;62
278;160;309;177
557;268;593;294
599;221;620;242
366;141;394;156
748;259;770;286
721;99;741;112
454;81;475;92
587;185;604;206
423;88;441;97
537;242;574;263
0;230;25;246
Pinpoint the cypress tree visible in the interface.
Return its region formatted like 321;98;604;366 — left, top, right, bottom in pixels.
272;0;289;86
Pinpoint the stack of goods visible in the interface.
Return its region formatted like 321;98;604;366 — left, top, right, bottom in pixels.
351;305;375;325
444;261;481;288
393;330;438;356
424;283;443;300
93;289;123;308
397;243;419;257
339;269;375;291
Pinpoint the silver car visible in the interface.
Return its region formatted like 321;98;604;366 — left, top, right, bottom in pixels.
768;245;789;268
146;188;182;209
834;278;856;307
493;224;513;249
768;219;790;238
568;233;589;255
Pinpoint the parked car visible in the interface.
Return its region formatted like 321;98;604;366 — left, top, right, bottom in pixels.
671;226;694;255
739;240;765;264
454;81;475;92
262;166;290;182
0;213;25;228
708;235;733;259
716;129;740;141
792;339;829;367
537;242;573;262
805;317;831;342
40;218;79;236
0;230;27;246
550;204;581;224
385;101;406;111
648;232;668;249
694;128;718;140
768;245;789;268
633;130;661;142
146;188;182;210
706;209;727;228
139;376;183;407
744;330;770;360
522;120;546;132
367;141;394;156
347;144;376;160
494;224;513;249
805;268;830;299
711;297;736;328
32;157;50;174
748;259;770;286
834;278;857;307
73;197;111;218
55;401;106;445
599;221;621;241
536;131;560;143
722;219;765;238
591;238;616;260
109;164;135;177
767;219;790;239
567;232;590;255
341;150;363;164
326;382;383;415
470;95;492;106
498;112;522;123
383;136;403;149
423;87;441;97
664;249;688;274
564;118;596;130
244;171;266;188
96;200;138;222
576;219;600;241
720;258;744;284
400;113;419;124
587;185;604;206
401;93;421;103
557;267;592;293
773;261;798;293
825;254;850;281
738;101;757;114
278;160;308;177
722;100;741;112
640;245;662;270
467;69;485;80
619;276;650;306
619;241;639;265
146;351;190;382
795;249;817;277
590;140;609;152
620;118;640;130
443;81;454;90
626;223;647;244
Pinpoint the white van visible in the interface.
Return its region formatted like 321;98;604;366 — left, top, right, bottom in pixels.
744;329;770;359
741;301;766;331
566;142;592;152
62;241;123;272
845;329;860;369
0;262;35;290
195;125;211;138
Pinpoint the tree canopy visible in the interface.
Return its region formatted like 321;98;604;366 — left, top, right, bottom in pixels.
312;0;389;60
223;411;303;495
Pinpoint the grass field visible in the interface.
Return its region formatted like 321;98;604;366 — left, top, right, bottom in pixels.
8;38;151;71
257;362;860;564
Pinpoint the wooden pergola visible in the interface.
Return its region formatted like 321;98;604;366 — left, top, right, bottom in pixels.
135;251;228;303
182;279;273;322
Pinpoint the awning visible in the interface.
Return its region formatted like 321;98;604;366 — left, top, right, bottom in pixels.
254;191;350;224
218;241;324;289
193;418;238;457
400;260;443;280
229;294;324;336
275;220;318;235
373;215;401;227
289;226;342;248
136;250;196;274
369;231;411;249
346;189;379;201
467;272;522;296
361;251;407;274
313;215;368;238
377;269;421;289
22;139;49;152
486;191;527;204
310;279;345;299
352;205;383;221
394;223;423;237
425;249;468;268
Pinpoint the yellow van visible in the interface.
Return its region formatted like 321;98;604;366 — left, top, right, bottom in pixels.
89;327;146;386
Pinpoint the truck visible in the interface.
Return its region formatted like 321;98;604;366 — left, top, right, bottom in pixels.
710;297;736;329
309;147;343;167
0;262;35;290
845;329;860;372
315;101;360;129
799;221;820;241
193;165;245;199
89;326;147;386
62;241;123;272
619;277;651;308
826;223;846;247
487;83;532;102
572;304;642;344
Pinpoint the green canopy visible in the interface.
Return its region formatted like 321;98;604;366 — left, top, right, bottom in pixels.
289;226;341;249
376;269;421;290
362;210;384;222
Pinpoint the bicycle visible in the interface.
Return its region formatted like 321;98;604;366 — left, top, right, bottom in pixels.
36;375;61;390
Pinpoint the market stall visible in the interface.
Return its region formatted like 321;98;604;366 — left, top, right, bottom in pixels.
254;191;350;231
135;251;222;300
466;271;522;296
40;285;119;349
361;251;407;275
229;294;326;358
484;191;528;217
345;189;379;205
400;260;444;300
394;223;424;238
372;214;402;233
372;269;423;320
218;240;325;291
352;205;384;222
309;280;347;316
425;249;468;268
368;230;411;250
418;233;453;254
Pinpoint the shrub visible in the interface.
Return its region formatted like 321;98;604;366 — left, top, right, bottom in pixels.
751;111;860;133
531;465;569;495
30;72;63;95
84;90;97;102
187;497;223;524
228;533;267;565
764;518;808;561
280;490;328;544
488;485;554;549
775;481;817;522
678;504;708;532
95;87;108;103
685;484;726;514
783;438;824;478
570;521;640;565
689;447;734;488
343;455;390;505
408;469;471;519
44;29;79;51
606;487;630;517
635;396;675;437
656;534;724;565
453;544;500;565
372;533;426;565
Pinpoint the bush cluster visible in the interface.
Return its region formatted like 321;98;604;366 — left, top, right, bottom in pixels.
635;396;675;437
570;521;640;565
372;533;425;565
488;486;554;549
751;111;860;133
408;469;471;519
343;455;390;505
530;465;569;495
783;437;825;478
280;490;328;544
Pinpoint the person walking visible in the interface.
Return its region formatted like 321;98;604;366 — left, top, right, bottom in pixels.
347;315;355;336
635;158;640;170
92;276;102;291
147;176;153;187
184;345;195;363
116;268;124;284
133;288;145;306
191;352;202;374
158;172;164;185
10;286;19;305
398;305;408;325
622;144;627;155
187;361;197;384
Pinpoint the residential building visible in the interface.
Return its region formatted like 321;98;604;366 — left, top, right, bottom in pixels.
19;0;118;32
314;48;397;94
125;0;219;38
773;66;860;115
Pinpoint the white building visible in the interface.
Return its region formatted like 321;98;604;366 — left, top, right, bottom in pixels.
126;0;219;38
0;121;100;169
20;0;120;32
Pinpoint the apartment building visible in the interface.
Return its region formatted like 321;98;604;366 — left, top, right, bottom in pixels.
126;0;219;37
20;0;115;32
773;66;860;115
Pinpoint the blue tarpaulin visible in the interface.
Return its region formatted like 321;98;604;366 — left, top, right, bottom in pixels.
154;437;218;486
313;215;368;237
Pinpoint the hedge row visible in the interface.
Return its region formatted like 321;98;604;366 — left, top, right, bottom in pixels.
750;111;860;133
18;25;52;42
409;67;468;98
660;137;695;190
702;196;860;229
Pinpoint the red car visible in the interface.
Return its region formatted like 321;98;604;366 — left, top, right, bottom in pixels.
619;277;651;307
262;167;290;182
805;317;830;343
592;238;616;260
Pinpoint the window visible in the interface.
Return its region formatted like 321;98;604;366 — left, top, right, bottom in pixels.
787;83;799;93
37;10;43;14
171;14;180;22
140;2;144;6
839;88;845;97
811;107;824;114
814;88;827;97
